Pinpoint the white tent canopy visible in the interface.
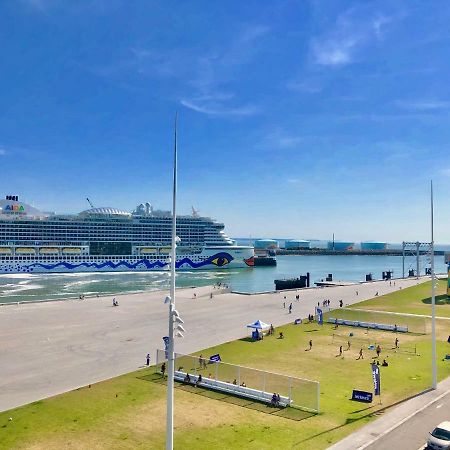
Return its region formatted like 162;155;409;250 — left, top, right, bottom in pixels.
246;319;270;330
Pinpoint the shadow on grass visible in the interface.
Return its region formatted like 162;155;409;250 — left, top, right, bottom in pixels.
422;294;450;305
137;372;315;422
239;337;257;343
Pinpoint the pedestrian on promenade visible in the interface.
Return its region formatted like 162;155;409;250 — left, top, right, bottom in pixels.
288;303;292;314
357;348;364;360
283;302;286;309
146;353;151;366
339;299;343;308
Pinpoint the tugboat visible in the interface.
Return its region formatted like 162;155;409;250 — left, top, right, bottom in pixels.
254;249;277;266
274;272;310;290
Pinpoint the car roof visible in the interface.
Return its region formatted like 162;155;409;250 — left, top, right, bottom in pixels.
436;422;450;431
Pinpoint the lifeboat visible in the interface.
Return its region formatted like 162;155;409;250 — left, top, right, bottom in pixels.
0;247;12;254
159;247;171;254
16;247;36;254
40;247;59;254
140;248;157;254
62;247;82;254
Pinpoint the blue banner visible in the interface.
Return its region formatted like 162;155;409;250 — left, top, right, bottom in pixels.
317;308;323;325
209;353;221;362
371;363;381;395
351;390;373;403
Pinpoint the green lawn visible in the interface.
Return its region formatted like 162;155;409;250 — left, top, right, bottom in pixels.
1;282;450;450
349;279;450;317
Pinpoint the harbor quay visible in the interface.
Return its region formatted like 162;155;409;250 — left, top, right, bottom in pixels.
0;277;428;413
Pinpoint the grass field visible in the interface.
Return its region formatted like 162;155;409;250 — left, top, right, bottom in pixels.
349;279;450;317
1;283;450;450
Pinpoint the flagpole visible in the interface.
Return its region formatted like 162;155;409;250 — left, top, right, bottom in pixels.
431;180;437;389
166;113;178;450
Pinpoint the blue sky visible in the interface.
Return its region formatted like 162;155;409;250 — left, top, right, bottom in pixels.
1;0;450;242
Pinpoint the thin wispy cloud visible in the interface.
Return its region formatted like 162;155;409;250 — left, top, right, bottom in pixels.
262;129;303;149
180;99;260;117
179;24;270;116
0;148;6;156
441;168;450;177
311;7;397;67
394;99;450;111
287;79;323;94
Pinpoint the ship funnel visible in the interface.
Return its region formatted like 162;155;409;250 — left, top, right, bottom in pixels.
145;202;152;215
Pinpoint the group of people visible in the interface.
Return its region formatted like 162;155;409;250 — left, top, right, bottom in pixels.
267;324;275;335
321;299;331;307
271;392;282;407
112;298;119;307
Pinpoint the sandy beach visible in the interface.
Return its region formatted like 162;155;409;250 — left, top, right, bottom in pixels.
0;277;429;412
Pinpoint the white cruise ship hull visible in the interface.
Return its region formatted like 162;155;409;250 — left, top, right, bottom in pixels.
0;246;255;274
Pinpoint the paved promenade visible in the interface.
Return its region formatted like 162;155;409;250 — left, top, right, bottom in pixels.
0;277;427;412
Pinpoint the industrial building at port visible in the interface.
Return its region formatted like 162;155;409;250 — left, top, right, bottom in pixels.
253;239;388;251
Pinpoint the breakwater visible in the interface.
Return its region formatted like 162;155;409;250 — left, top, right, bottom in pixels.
276;249;445;256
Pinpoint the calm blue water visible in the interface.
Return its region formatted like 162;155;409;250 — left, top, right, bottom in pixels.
0;254;447;303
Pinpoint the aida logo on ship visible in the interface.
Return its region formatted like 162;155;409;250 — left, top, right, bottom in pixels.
4;204;25;212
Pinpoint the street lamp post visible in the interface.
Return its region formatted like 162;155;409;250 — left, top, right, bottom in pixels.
166;114;178;450
431;180;437;390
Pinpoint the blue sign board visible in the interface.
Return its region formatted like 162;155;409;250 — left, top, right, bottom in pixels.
371;363;381;396
351;390;373;403
209;354;221;362
316;308;323;325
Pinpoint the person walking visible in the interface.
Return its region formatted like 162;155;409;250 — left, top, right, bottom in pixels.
288;303;292;314
309;339;312;350
346;340;351;351
146;353;151;366
395;337;399;349
376;345;381;358
338;345;343;357
357;348;364;360
161;362;166;377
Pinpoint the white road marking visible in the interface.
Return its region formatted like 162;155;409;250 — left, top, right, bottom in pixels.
356;389;450;450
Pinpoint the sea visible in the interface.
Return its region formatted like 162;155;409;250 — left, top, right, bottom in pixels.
0;251;447;304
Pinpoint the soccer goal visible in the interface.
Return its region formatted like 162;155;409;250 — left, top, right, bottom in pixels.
155;349;320;413
328;308;429;335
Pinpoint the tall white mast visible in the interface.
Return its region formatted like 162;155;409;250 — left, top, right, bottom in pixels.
431;180;437;389
166;113;178;449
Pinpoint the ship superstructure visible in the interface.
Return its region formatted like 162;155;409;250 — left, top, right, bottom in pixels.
0;196;254;273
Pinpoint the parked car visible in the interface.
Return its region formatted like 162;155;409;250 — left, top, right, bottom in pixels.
427;421;450;450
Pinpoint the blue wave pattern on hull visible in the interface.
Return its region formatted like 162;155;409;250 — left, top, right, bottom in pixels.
19;252;234;272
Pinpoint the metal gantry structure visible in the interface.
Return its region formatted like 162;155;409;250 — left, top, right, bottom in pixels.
401;241;432;278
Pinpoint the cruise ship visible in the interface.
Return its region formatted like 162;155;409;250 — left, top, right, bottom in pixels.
0;196;255;274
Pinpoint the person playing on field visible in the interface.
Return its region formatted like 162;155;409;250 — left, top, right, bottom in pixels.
347;340;351;351
395;337;399;349
376;345;381;358
357;348;364;360
338;345;343;357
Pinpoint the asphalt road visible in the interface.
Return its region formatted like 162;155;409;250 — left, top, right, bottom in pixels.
365;390;450;450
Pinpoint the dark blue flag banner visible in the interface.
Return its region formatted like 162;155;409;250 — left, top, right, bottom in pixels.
316;308;323;325
209;354;221;362
371;363;381;396
163;336;170;359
